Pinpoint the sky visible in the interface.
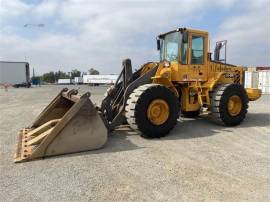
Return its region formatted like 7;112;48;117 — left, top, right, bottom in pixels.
0;0;269;75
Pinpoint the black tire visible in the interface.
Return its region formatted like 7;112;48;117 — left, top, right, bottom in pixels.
210;84;249;126
125;84;180;138
181;110;200;118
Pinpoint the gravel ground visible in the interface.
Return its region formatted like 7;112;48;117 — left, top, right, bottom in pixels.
0;85;269;202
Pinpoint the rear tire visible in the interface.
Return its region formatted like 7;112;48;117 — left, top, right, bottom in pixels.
210;84;248;126
125;84;180;138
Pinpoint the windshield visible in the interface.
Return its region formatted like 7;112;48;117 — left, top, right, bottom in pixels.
160;32;182;62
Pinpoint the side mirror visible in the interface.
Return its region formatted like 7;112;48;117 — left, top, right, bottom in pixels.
157;39;161;50
182;32;188;43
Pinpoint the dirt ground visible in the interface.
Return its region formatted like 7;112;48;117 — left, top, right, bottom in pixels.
0;85;269;202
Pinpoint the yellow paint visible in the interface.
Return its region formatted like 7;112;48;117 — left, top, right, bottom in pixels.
227;95;242;116
180;88;200;111
147;99;169;125
152;63;179;97
149;28;260;112
245;88;262;101
140;62;158;76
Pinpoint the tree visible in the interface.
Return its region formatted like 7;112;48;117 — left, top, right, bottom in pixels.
70;69;81;79
88;68;99;75
41;70;69;83
54;70;69;81
42;71;55;83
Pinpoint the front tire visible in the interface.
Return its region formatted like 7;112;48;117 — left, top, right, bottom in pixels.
210;84;248;126
125;84;180;138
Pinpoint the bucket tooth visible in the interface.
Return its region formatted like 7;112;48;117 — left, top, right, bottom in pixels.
14;129;24;161
14;89;108;163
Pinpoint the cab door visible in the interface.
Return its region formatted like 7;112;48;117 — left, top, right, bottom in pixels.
187;32;208;81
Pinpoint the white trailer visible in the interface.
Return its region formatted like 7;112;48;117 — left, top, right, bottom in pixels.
83;75;118;85
58;79;71;85
74;77;83;84
0;61;31;87
258;71;270;94
244;71;259;88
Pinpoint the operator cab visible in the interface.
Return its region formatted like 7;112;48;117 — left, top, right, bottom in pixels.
157;28;208;65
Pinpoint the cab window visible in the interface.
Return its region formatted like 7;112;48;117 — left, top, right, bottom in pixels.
181;41;188;64
191;36;204;64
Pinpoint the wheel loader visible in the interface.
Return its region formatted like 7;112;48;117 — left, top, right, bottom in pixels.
15;27;261;163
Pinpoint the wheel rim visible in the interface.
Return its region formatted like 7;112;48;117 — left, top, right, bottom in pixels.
227;95;242;116
147;99;169;125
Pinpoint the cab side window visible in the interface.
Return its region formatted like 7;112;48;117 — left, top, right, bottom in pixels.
181;41;188;64
191;36;204;64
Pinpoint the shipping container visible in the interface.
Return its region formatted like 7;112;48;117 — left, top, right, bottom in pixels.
245;71;259;88
258;71;270;94
83;75;118;84
58;79;71;84
0;61;31;87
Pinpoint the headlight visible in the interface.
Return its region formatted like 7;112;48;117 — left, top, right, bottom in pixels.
163;61;170;67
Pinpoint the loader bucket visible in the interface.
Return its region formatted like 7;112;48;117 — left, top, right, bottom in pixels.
14;88;108;163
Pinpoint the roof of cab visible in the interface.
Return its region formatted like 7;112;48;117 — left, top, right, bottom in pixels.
158;27;208;38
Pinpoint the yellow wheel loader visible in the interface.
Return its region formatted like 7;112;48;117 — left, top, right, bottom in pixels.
15;28;261;163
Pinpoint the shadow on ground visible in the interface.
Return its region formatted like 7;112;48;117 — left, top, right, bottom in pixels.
165;112;270;140
243;113;270;127
45;126;142;161
43;113;270;161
